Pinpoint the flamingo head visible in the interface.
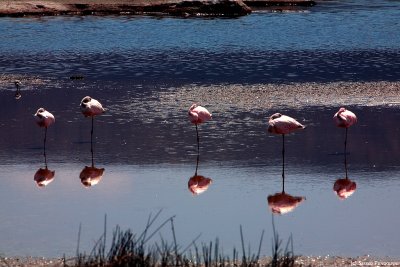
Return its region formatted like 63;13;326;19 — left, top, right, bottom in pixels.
34;108;55;127
269;113;282;120
188;103;199;123
337;107;347;115
34;108;46;119
189;103;198;111
80;96;92;109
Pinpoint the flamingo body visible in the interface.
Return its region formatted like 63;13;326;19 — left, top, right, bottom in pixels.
188;104;212;124
268;113;305;135
34;108;55;128
80;96;105;117
333;107;357;128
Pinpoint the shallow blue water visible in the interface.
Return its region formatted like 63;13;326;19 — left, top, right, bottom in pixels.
1;0;400;259
1;2;400;53
1;1;400;84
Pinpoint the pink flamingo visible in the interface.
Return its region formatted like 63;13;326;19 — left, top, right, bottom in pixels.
80;96;105;164
80;96;105;117
188;104;212;154
333;107;357;128
34;108;55;163
268;113;305;181
333;107;357;177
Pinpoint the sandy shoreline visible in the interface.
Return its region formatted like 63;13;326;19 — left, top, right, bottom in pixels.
159;81;400;110
2;74;400;109
2;255;400;266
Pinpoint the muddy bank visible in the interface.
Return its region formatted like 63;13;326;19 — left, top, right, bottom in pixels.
0;0;318;17
158;81;400;111
0;0;251;17
2;74;400;110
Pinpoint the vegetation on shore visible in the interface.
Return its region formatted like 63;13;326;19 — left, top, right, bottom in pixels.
58;211;297;267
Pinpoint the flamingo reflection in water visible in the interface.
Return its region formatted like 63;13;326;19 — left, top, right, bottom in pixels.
34;166;55;187
333;107;358;199
267;113;306;214
33;108;56;187
188;154;212;195
80;165;105;187
79;139;105;187
333;177;356;200
267;159;305;214
79;97;105;187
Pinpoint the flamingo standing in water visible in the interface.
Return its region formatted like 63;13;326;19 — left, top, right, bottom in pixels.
333;107;357;199
80;96;105;164
34;108;55;163
333;107;357;154
333;107;357;177
268;113;305;181
188;104;212;154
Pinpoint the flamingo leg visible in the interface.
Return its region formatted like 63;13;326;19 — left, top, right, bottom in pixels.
91;116;94;167
195;124;200;155
44;127;48;168
344;127;348;179
282;134;285;193
195;153;199;176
